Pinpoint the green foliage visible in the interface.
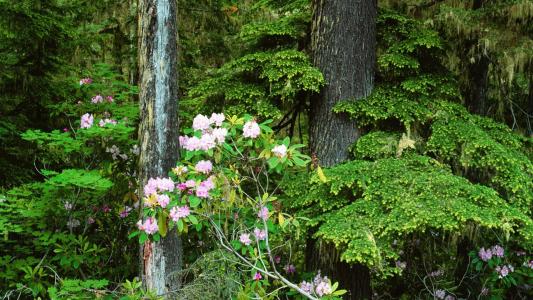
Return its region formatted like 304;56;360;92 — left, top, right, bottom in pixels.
285;155;531;277
184;1;322;121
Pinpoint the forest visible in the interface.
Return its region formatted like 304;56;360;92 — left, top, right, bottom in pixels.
0;0;532;299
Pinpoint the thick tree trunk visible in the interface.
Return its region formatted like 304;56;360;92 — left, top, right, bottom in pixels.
309;0;376;166
138;0;181;296
309;0;377;299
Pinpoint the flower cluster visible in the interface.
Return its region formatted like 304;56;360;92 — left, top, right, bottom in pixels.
271;144;287;158
137;218;159;235
80;113;94;129
180;113;228;151
478;245;505;262
494;264;514;278
169;206;190;221
99;118;117;127
91;94;114;104
106;145;128;160
299;273;333;297
79;77;92;85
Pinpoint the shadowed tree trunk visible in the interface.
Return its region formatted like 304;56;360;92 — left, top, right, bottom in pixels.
464;0;489;116
308;0;377;299
138;0;181;296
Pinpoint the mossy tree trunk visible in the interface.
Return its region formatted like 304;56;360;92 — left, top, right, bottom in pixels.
309;0;377;299
138;0;181;296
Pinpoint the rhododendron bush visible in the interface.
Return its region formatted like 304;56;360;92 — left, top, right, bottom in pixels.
131;113;346;299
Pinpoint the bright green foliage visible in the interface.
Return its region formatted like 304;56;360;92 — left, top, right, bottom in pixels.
184;1;323;120
284;155;532;276
427;116;533;209
351;131;400;160
188;49;323;119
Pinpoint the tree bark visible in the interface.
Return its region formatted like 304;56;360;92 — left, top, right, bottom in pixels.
138;0;181;296
309;0;377;299
465;54;489;116
309;0;376;166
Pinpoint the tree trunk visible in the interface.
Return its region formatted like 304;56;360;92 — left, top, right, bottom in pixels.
465;55;489;116
309;0;377;299
138;0;181;296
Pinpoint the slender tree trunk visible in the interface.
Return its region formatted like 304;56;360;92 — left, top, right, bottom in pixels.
465;55;489;116
138;0;181;296
309;0;377;299
465;0;489;116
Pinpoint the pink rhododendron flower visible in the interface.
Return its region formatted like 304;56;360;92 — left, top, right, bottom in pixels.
91;94;103;104
315;281;332;297
243;120;260;138
177;183;187;191
119;206;132;218
200;177;215;190
192;114;211;131
239;233;252;246
185;179;197;188
478;247;492;262
144;177;175;196
63;127;69;132
195;160;213;174
182;136;201;151
106;95;114;103
272;144;287;158
79;78;92;85
99;118;117;127
491;245;504;258
253;272;262;281
157;194;170;208
199;133;216;150
495;265;513;278
102;205;111;213
80;113;94;129
284;264;296;274
212;127;228;144
170;206;190;221
300;281;313;294
210;113;225;126
196;185;210;198
258;206;269;221
137;218;159;235
254;228;267;241
87;217;95;224
435;290;446;299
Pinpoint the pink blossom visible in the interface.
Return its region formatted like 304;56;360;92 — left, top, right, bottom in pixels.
284;264;296;274
98;118;117;127
495;265;513;278
254;228;267;241
491;245;504;258
102;205;111;213
275;256;281;264
212;128;228;144
170;206;190;221
87;217;95;224
192;114;211;131
91;94;103;104
315;281;332;297
196;185;210;198
478;247;493;262
200;177;215;190
106;96;114;103
177;183;187;191
80;113;94;129
195;160;213;174
183;136;201;151
253;272;262;281
172;165;188;176
63;127;69;132
210;113;225;126
185;180;197;188
258;206;269;221
243;120;260;138
199;133;216;150
435;290;446;299
272;144;287;158
143;177;175;196
137;217;159;235
239;233;252;246
157;194;170;208
119;206;132;218
79;78;92;85
299;281;313;294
